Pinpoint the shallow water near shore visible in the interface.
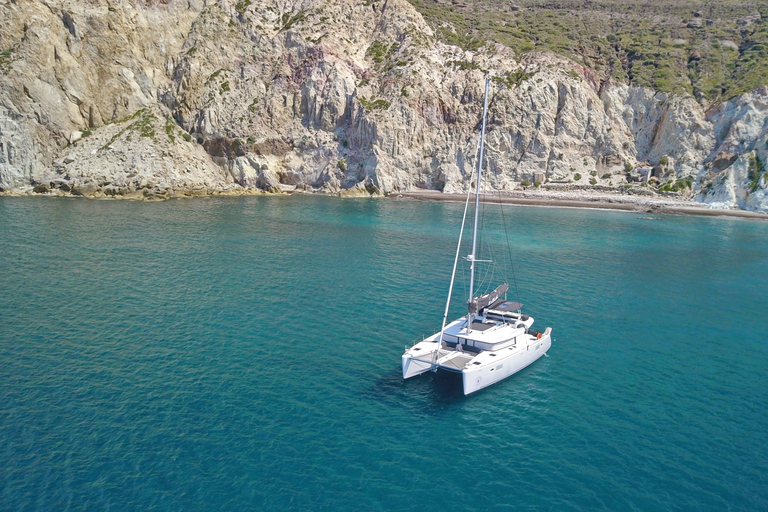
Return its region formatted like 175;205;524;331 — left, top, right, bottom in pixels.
1;195;767;510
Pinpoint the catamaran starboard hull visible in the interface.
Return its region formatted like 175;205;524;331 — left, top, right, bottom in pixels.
461;331;551;395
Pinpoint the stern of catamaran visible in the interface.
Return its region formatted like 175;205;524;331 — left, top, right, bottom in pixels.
402;341;440;379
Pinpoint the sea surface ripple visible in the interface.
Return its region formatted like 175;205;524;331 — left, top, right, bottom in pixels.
1;196;767;511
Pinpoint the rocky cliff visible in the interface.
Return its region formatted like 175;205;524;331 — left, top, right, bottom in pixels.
1;0;767;211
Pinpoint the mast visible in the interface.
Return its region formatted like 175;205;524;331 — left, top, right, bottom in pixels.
467;77;491;324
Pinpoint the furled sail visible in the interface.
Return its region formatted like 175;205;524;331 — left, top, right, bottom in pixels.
468;283;509;315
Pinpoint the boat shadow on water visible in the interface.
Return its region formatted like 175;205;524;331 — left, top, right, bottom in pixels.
368;369;473;414
370;354;552;414
369;371;469;408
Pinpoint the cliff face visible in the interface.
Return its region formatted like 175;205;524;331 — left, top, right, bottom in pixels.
1;0;767;211
0;0;224;196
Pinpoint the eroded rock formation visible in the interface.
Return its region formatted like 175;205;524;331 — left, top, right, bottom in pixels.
0;0;766;211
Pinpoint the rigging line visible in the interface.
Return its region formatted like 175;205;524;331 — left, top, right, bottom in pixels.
460;136;483;303
482;94;540;305
482;203;497;286
483;229;495;295
478;184;503;297
478;215;494;293
498;196;520;304
479;261;494;297
460;260;468;306
434;139;479;364
492;161;520;305
477;204;497;296
478;172;496;295
484;137;518;303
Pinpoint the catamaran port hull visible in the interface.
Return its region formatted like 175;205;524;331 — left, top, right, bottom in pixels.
401;342;440;379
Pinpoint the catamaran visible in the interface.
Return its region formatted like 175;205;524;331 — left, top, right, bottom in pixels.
401;78;552;395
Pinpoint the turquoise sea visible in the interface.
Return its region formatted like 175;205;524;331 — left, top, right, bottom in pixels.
1;195;767;510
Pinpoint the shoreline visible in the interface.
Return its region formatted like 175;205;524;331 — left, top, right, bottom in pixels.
4;187;767;220
391;190;768;221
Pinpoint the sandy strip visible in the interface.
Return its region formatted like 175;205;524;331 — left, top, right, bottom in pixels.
392;190;768;221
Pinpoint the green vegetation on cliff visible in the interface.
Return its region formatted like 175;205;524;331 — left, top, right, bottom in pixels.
407;0;768;103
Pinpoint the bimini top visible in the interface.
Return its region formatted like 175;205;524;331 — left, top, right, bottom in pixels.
485;299;523;313
468;283;509;315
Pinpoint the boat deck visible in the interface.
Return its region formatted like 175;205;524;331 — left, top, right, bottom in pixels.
436;350;474;371
441;317;527;352
469;321;496;332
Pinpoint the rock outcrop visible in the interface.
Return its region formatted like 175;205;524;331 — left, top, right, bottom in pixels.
696;88;768;213
0;0;767;211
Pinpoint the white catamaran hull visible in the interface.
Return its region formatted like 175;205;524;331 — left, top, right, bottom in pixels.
402;328;552;395
401;342;440;379
462;331;551;395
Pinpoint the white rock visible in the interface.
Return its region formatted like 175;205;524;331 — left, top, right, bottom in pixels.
0;0;766;212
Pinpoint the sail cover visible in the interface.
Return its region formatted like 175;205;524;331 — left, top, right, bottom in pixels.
468;283;509;315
